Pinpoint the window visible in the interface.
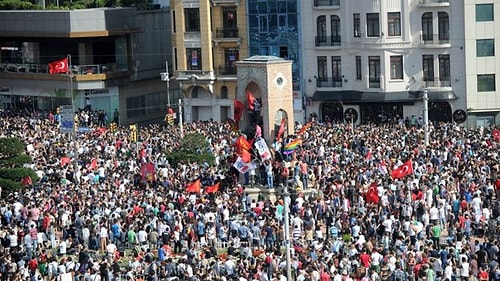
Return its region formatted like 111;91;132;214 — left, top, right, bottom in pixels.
147;93;162;114
438;12;449;41
187;48;202;70
390;56;403;80
477;39;495;57
220;86;228;99
331;56;342;87
317;56;328;87
224;48;239;74
356;56;362;80
387;12;401;36
476;4;494;22
439;55;450;83
422;12;433;41
259;15;268;32
477;74;496;92
184;8;200;31
127;96;145;117
368;56;380;88
366;13;380;37
331;15;341;45
172;10;176;33
422;55;434;81
317;16;327;43
353;13;361;37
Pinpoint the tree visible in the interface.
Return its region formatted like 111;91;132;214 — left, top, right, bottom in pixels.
165;133;215;167
0;137;38;197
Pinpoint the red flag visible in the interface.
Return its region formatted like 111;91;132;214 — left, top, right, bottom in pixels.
240;149;252;163
48;58;69;74
246;90;256;111
60;157;71;167
276;118;286;141
205;182;220;194
234;100;245;123
235;135;252;154
366;182;379;204
141;163;156;181
21;176;32;186
88;158;98;171
391;160;413;179
186;179;201;193
297;122;312;135
227;118;239;132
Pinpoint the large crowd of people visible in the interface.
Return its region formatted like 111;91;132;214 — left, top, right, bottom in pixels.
0;108;499;281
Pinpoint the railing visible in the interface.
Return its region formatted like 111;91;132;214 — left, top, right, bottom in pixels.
314;0;340;7
419;0;449;4
421;33;450;45
315;35;341;47
217;65;237;75
215;27;239;39
423;77;451;88
316;77;343;88
369;78;381;88
0;63;116;75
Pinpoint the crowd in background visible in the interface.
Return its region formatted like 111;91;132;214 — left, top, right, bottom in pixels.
0;108;498;281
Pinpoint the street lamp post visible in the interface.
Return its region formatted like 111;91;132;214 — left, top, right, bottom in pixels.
161;61;171;107
423;89;429;146
283;181;292;281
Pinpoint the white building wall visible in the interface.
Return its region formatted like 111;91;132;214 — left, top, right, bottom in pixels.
301;0;467;123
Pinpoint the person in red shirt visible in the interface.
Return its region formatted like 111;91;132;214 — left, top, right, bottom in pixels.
360;249;371;268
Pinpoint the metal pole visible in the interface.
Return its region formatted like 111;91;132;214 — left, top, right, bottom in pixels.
283;181;292;281
423;89;429;146
179;98;184;138
166;61;170;107
68;54;78;178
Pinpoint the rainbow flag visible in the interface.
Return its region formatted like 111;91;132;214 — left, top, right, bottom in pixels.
284;138;302;154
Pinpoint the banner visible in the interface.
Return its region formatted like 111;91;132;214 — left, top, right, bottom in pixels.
254;138;272;161
234;100;245;123
205;182;220;194
141;163;156;181
186;179;201;193
233;156;252;174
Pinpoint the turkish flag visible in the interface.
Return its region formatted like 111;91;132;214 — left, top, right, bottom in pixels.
234;100;245;123
205;182;220;194
366;182;379;204
391;160;413;179
48;58;69;74
186;179;201;193
246;90;256;111
493;129;500;141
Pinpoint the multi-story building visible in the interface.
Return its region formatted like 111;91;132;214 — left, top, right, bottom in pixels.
464;0;500;127
301;0;469;125
246;0;303;122
170;0;248;122
0;8;172;125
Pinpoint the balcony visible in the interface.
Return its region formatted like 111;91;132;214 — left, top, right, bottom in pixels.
0;62;120;76
314;0;340;8
213;28;241;45
420;33;450;46
369;78;381;89
217;65;237;76
316;77;343;88
315;35;341;47
419;0;449;7
210;0;239;6
423;77;451;88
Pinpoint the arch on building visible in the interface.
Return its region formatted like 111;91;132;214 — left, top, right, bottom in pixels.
188;86;211;99
274;109;288;139
429;102;452;124
320;102;343;123
317;15;327;43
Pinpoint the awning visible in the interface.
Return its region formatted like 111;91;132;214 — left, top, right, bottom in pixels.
311;90;457;103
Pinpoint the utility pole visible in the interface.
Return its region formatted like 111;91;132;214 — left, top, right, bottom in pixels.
423;89;429;146
283;181;292;281
161;61;171;107
179;98;184;138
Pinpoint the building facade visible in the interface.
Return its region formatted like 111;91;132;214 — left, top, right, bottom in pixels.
464;0;500;127
301;0;470;125
170;0;248;122
0;8;173;125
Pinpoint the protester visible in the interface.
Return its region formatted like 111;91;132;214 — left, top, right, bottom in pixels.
0;108;499;281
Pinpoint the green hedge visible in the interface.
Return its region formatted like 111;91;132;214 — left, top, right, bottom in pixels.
0;178;23;197
0;168;38;182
